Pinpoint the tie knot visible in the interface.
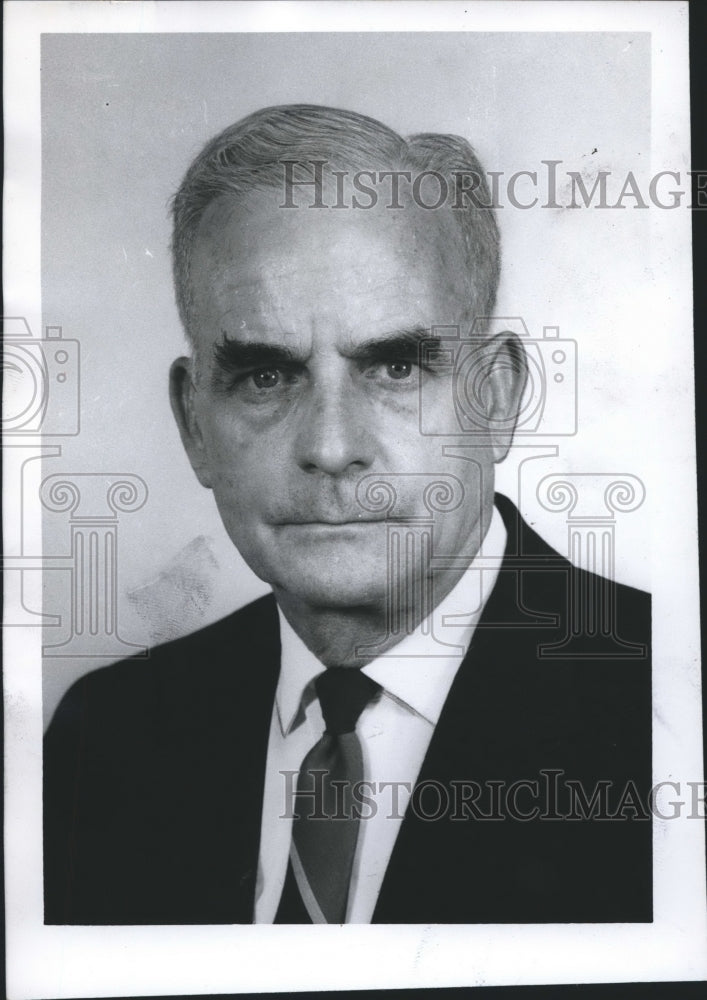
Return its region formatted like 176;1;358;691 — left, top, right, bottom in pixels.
314;668;381;735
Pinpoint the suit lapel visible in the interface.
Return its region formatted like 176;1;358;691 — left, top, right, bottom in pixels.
372;496;574;923
372;495;651;923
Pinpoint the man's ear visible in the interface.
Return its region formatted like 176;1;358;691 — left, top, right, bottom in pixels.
169;356;213;489
476;332;528;462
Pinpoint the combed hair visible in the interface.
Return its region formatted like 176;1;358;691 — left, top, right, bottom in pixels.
171;104;500;340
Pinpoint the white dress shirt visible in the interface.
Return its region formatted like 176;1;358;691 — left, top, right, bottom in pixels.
254;505;507;923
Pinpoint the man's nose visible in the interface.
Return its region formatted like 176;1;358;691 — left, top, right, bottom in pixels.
293;380;375;476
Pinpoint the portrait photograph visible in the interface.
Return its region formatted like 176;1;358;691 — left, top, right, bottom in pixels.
3;2;704;997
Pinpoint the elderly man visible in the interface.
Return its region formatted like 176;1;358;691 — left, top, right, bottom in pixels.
44;105;651;925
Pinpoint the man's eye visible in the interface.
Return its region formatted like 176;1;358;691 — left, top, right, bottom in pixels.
386;360;413;380
251;368;281;389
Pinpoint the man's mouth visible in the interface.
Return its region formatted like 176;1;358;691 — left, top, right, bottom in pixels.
273;515;387;526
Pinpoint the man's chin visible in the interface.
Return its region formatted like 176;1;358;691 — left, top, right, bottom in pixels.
245;525;389;605
271;569;389;612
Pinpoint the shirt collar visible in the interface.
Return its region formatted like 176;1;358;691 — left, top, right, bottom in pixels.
276;505;507;734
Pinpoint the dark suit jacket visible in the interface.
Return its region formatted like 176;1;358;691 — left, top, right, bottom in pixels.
44;494;652;924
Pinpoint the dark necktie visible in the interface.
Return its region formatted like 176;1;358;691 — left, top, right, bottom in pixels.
289;667;381;923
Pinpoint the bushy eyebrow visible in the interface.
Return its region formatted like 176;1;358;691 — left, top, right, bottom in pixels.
345;327;441;363
211;326;441;377
213;338;302;373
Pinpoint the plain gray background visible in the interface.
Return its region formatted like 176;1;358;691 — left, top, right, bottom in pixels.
41;31;653;722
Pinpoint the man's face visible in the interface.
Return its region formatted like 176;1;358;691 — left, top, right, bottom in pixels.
172;186;519;615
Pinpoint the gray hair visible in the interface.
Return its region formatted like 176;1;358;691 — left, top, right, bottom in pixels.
171;104;500;340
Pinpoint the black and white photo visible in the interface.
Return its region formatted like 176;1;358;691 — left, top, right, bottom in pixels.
3;2;703;996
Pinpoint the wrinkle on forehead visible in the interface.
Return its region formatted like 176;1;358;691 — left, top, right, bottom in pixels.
190;188;471;350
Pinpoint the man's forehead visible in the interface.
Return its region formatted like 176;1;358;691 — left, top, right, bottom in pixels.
201;279;446;352
189;187;470;344
194;185;464;267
